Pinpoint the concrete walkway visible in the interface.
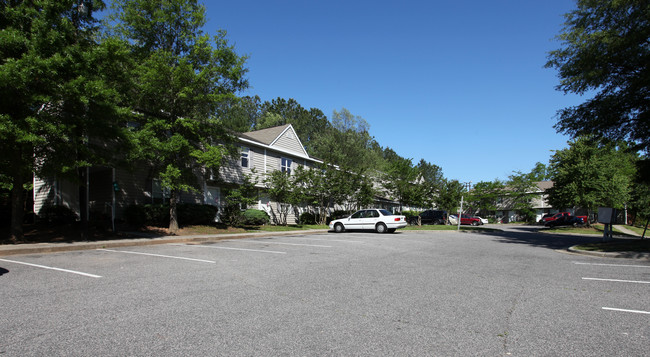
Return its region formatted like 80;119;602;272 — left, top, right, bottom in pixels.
613;225;644;237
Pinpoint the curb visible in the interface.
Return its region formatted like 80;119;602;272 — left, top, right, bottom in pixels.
0;230;330;257
568;246;650;260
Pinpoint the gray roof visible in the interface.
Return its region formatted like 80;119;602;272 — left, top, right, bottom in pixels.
239;124;292;146
535;181;554;191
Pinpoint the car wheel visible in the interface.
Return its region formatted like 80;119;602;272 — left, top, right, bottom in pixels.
472;221;479;226
375;223;387;233
334;223;345;233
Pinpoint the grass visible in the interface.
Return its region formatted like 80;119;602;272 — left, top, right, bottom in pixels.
573;239;650;253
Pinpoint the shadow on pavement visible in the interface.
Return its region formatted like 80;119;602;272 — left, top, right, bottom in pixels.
474;225;606;251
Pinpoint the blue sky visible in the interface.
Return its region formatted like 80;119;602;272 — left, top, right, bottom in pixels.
204;0;585;184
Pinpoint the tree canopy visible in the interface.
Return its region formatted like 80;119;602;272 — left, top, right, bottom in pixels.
109;0;248;233
1;0;132;240
546;0;650;157
547;137;637;217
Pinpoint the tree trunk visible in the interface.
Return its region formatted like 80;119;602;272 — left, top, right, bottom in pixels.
10;173;26;243
169;190;179;234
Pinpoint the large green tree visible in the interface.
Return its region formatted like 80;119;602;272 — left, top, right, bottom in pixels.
546;0;650;159
1;0;132;241
110;0;248;233
467;180;505;215
548;137;637;220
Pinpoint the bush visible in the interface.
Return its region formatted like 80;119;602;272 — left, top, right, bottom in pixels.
243;209;269;226
123;203;217;227
177;204;218;225
299;211;316;225
38;205;78;225
124;204;147;227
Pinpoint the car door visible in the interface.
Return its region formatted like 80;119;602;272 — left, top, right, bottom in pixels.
363;210;380;229
347;210;367;230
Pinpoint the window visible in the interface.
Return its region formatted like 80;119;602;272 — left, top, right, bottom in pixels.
241;147;250;168
281;157;292;174
152;179;169;204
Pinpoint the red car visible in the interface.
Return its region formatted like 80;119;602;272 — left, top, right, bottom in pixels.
460;214;482;226
542;212;571;222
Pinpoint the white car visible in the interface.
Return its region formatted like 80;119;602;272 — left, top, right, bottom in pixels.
329;209;407;233
476;216;489;225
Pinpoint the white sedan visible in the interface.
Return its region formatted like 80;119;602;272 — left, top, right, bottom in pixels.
329;209;407;233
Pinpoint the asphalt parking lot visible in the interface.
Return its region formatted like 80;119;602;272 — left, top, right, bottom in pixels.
1;229;649;356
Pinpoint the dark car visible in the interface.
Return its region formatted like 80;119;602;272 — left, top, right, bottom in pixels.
408;210;447;225
545;215;584;228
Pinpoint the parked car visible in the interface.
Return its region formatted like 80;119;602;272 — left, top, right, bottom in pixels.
408;210;447;225
544;215;585;228
540;212;588;225
329;209;407;233
460;214;482;226
475;216;488;225
448;214;481;226
541;212;570;223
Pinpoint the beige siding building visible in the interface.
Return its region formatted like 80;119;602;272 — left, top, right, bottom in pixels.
33;124;322;226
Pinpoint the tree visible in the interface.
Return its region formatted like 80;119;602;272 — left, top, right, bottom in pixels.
435;179;465;216
505;172;538;223
314;108;380;171
263;170;300;225
110;0;248;233
222;170;258;227
528;162;552;181
416;159;445;208
548;137;637;222
546;0;650;159
467;180;505;215
0;0;132;241
381;157;419;212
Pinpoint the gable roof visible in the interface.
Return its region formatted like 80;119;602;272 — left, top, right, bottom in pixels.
238;124;317;162
239;124;291;146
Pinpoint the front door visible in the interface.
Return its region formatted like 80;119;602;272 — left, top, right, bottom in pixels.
205;186;220;221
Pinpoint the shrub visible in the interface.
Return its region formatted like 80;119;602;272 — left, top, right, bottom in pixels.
124;204;147;227
38;205;78;225
177;204;218;225
143;204;169;226
299;211;316;225
243;209;270;225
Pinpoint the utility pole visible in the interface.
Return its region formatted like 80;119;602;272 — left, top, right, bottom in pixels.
457;181;472;231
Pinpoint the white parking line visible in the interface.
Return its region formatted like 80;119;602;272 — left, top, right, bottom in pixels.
574;262;650;268
227;240;332;248
602;307;650;315
288;237;363;243
98;249;216;263
171;244;286;254
582;277;650;284
0;258;102;278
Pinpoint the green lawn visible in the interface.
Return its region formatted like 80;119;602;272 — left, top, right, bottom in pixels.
573;239;650;253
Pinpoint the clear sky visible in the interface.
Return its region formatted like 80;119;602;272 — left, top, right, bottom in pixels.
204;0;585;184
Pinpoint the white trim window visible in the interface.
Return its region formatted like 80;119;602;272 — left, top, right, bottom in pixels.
241;146;250;168
281;157;292;174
